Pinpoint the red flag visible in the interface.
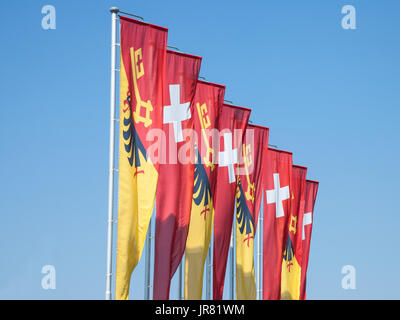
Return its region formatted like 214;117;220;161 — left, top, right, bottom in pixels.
237;125;269;235
116;17;167;299
184;80;225;299
153;50;201;299
119;17;167;164
299;180;319;300
213;104;251;300
280;165;307;300
235;125;269;299
263;149;292;300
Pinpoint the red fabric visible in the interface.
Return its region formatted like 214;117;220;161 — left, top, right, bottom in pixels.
119;16;167;169
282;165;307;298
237;125;269;234
213;104;251;300
285;166;307;272
192;80;225;209
262;149;293;300
299;180;319;300
153;51;201;299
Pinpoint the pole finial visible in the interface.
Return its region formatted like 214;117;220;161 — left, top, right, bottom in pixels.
110;7;119;14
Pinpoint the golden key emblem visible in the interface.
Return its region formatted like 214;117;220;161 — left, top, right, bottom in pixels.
289;215;297;234
196;102;215;170
129;47;153;128
242;144;255;203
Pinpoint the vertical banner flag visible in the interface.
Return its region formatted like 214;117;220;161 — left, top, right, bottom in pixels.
213;104;251;300
184;81;225;300
116;17;167;300
281;165;307;300
300;180;319;300
235;125;269;300
263;149;292;300
153;50;202;299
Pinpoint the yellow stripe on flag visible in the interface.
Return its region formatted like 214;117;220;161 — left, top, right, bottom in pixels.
235;184;256;300
115;57;158;300
280;255;301;300
184;170;214;300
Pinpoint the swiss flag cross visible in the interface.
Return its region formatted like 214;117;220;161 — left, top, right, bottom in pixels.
300;180;319;300
266;173;290;218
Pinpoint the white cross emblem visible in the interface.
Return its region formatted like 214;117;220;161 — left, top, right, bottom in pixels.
218;132;237;184
163;84;191;143
266;173;290;218
302;212;312;240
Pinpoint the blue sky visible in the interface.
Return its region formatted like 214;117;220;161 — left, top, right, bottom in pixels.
1;0;399;299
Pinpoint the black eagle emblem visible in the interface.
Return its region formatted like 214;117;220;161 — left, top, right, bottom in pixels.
193;145;212;207
283;234;295;271
236;179;255;246
122;92;148;168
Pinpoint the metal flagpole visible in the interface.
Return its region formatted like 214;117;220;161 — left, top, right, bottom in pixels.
256;211;260;300
144;216;152;300
230;229;234;299
105;6;119;300
206;242;211;299
256;206;263;300
178;260;183;300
